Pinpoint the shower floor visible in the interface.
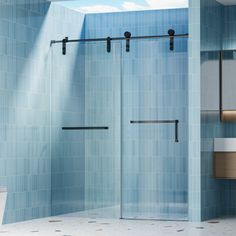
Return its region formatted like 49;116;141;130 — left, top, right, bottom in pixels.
1;215;236;236
72;203;188;220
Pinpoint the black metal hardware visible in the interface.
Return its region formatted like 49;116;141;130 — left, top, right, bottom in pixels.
62;126;109;130
62;37;68;55
52;33;188;45
219;50;223;122
175;120;179;143
124;31;131;52
130;120;179;143
168;29;175;51
50;40;56;46
51;32;189;55
107;37;111;53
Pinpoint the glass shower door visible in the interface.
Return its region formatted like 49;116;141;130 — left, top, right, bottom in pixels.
121;38;188;220
51;41;121;218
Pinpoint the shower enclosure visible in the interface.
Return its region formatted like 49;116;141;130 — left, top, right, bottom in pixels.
50;34;188;221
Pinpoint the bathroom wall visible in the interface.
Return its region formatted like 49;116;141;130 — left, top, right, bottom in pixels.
223;6;236;50
200;0;236;220
0;1;191;223
0;0;213;223
85;9;189;220
0;0;85;223
221;5;236;216
85;9;188;38
200;0;224;221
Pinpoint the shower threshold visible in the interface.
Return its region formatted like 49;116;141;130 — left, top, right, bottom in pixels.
59;203;188;221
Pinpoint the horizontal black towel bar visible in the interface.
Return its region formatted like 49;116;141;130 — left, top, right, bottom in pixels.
62;127;109;130
130;120;178;124
130;120;179;143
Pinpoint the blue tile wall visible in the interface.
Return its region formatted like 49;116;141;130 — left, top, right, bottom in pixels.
223;6;236;50
0;0;213;223
0;1;191;223
201;0;223;51
200;110;225;220
0;1;85;223
200;0;223;221
222;5;236;217
200;1;236;221
0;0;51;224
222;6;236;50
85;9;188;39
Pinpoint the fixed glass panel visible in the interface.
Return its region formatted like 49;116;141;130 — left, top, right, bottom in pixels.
83;42;121;218
121;38;188;220
51;41;121;218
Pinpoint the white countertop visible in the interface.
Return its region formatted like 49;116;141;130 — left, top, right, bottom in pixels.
214;138;236;152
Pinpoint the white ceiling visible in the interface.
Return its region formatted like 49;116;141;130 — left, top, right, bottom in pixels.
216;0;236;5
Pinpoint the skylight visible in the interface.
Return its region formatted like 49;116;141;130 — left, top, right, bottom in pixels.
57;0;189;14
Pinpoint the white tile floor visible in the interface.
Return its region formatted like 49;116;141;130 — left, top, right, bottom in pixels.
0;214;236;236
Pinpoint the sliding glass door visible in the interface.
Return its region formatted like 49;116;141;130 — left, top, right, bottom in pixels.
51;37;188;221
121;38;188;220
